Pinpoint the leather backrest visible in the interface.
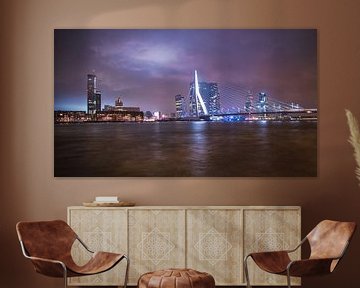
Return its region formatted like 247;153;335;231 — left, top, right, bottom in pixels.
307;220;356;260
16;220;77;261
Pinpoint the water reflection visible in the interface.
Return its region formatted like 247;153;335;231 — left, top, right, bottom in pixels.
189;122;209;176
54;121;317;177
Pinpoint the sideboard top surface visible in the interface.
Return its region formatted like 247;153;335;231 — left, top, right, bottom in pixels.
68;205;301;210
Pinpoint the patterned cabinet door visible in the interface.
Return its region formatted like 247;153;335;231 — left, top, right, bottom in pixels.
68;208;128;286
128;209;186;284
187;209;243;285
244;209;301;286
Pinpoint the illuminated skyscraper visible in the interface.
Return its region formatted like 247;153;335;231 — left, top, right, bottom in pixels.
87;74;101;114
188;70;220;117
208;83;220;115
175;94;186;118
245;91;253;112
95;91;101;112
256;92;268;112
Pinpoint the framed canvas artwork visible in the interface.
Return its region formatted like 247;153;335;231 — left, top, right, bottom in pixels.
54;29;317;177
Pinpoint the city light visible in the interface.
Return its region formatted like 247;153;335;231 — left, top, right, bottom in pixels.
55;71;317;124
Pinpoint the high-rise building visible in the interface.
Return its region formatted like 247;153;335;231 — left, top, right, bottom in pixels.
87;74;101;114
188;81;220;116
256;92;268;112
95;92;101;112
175;94;186;118
208;83;220;115
245;91;253;112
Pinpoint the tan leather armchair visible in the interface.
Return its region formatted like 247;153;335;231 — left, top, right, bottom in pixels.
244;220;356;288
16;220;129;288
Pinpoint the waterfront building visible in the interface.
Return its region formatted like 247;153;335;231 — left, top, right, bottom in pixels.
54;111;87;123
96;110;143;122
115;97;123;107
104;104;115;111
114;97;140;112
103;97;140;112
55;109;143;123
175;94;186;118
245;91;253;112
188;81;220;116
87;74;101;115
143;111;155;121
256;92;268;112
144;111;153;118
208;83;220;115
95;91;101;112
153;111;161;120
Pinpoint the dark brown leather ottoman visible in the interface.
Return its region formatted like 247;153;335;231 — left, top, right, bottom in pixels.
138;268;215;288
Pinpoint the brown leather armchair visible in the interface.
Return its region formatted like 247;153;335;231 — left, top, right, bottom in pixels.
16;220;129;288
244;220;356;288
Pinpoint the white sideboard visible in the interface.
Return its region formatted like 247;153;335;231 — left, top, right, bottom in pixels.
67;206;301;286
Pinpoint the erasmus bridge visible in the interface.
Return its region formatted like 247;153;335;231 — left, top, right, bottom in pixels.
183;70;317;121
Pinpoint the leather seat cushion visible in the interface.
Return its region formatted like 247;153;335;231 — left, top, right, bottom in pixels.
138;268;215;288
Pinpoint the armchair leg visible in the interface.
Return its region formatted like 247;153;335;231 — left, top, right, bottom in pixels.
123;255;130;288
62;264;68;288
244;255;252;288
286;269;292;288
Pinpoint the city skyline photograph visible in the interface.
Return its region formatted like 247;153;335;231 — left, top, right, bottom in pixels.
54;29;317;177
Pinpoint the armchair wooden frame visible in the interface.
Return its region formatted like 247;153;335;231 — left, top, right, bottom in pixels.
16;220;129;288
244;220;356;288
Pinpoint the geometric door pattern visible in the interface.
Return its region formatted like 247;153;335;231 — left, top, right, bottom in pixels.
128;209;186;284
187;209;242;285
244;209;301;286
68;208;127;286
68;206;300;286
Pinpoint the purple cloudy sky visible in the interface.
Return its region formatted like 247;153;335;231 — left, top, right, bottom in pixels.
54;29;317;113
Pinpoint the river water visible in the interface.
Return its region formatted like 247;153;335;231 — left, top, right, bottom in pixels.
54;121;317;177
